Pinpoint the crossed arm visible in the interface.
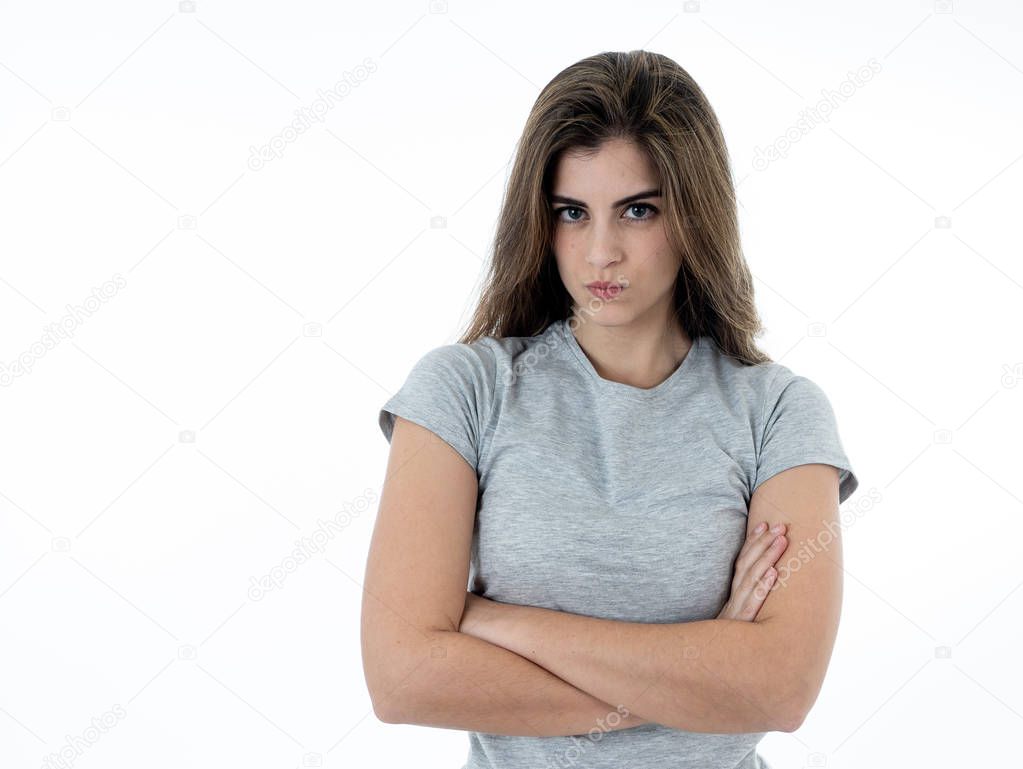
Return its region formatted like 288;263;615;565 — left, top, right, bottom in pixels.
455;463;845;734
458;596;792;733
363;418;844;736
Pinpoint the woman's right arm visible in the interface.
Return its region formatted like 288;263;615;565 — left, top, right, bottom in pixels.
361;415;647;737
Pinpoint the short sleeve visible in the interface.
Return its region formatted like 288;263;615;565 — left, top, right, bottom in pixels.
753;371;859;503
377;343;494;472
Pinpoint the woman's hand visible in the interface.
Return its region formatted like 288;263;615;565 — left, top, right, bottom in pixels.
716;522;788;622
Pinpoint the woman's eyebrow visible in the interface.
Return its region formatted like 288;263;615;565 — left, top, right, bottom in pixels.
550;188;662;208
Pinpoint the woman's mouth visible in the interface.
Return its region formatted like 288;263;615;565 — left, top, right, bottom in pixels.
586;282;625;301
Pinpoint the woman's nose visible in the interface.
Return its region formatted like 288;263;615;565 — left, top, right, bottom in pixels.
585;220;623;268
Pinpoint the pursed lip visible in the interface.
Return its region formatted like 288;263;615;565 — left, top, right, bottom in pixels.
585;281;625;290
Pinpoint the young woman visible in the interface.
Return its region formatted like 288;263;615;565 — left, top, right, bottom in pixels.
363;49;858;769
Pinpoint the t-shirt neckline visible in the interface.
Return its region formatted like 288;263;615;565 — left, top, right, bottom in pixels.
555;318;701;398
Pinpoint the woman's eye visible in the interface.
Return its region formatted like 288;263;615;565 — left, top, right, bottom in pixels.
626;203;657;220
554;204;657;223
556;206;584;222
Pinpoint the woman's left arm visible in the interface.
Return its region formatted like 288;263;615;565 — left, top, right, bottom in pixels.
460;463;844;735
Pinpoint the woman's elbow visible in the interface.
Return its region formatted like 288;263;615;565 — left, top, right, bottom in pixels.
362;627;448;724
363;644;418;723
364;657;415;724
772;674;817;733
775;704;807;734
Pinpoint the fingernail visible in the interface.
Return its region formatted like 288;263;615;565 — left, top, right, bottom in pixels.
770;524;784;534
755;522;767;534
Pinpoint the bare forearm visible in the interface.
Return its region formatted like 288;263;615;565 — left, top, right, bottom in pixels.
375;628;650;736
466;602;798;734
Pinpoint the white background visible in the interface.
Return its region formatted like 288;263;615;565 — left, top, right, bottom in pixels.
1;1;1021;767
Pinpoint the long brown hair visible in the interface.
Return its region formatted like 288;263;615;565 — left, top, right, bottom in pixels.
457;49;770;366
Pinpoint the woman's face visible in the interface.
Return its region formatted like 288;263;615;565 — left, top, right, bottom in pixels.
550;137;681;327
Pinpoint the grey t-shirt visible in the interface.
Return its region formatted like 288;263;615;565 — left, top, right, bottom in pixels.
378;318;858;769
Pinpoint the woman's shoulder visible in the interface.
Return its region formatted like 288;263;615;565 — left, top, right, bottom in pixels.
703;340;839;430
700;336;794;396
404;325;554;392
